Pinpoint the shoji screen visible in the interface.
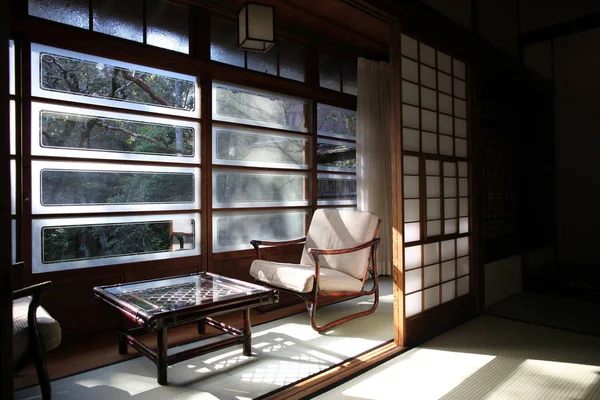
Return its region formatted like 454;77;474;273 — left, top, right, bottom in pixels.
400;34;471;318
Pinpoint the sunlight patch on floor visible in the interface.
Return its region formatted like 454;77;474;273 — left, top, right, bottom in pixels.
74;372;159;396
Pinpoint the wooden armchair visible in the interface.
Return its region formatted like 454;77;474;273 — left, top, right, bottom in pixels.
13;262;61;399
250;209;382;332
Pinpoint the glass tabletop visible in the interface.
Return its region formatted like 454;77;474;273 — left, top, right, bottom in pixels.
103;273;272;314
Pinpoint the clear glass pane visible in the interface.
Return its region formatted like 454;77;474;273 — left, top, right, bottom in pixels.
441;239;455;261
406;268;422;293
454;98;467;119
441;260;455;282
457;237;469;257
33;44;197;116
426;160;440;175
93;0;143;42
402;58;418;82
404;199;420;222
210;16;245;67
440;135;453;156
424;286;440;310
457;276;469;297
213;211;307;252
317;139;355;172
439;93;453;115
426;177;440;198
453;59;466;79
445;199;457;218
214;126;307;169
437;51;451;73
420;44;435;67
403;155;419;175
403;128;420;151
214;83;308;132
404;176;419;199
342;58;358;95
317;104;356;139
427;220;441;237
405;222;420;242
420;65;436;89
459;198;469;217
427;199;441;220
457;256;469;276
9;40;15;95
424;264;439;287
146;0;189;54
248;48;277;75
422;132;437;154
402;81;419;106
405;291;422;318
319;53;341;91
456;138;468;158
401;34;418;58
279;39;306;82
455;118;467;138
444;218;457;234
33;213;200;272
317;174;356;205
459;217;469;233
402;105;419;129
441;281;455;303
404;245;422;270
439;114;453;135
424;242;440;265
438;72;452;95
29;0;90;29
421;87;437;111
444;178;457;197
454;78;466;99
421;109;437;133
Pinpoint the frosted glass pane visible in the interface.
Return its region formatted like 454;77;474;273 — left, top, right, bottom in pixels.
459;198;469;217
317;174;357;206
454;78;466;99
405;222;421;242
401;34;418;58
422;132;437;154
29;0;89;29
438;51;451;73
421;87;437;110
454;98;467;119
439;114;453;135
420;44;435;67
454;59;466;79
443;162;456;177
439;93;453;115
210;16;245;67
459;217;469;233
426;160;439;175
442;260;455;282
459;178;468;196
9;101;16;155
402;58;419;82
404;176;420;198
279;39;306;82
458;161;468;177
427;199;441;220
445;199;457;218
441;281;455;303
402;81;419;106
405;292;422;318
457;276;469;297
342;58;358;95
10;160;15;215
406;268;423;293
457;237;469;257
424;264;439;287
426;177;440;198
405;199;420;222
147;0;190;54
438;72;452;94
320;53;341;91
456;138;468;158
93;0;143;42
403;128;420;151
248;49;278;75
421;109;437;132
441;239;455;261
402;105;419;129
455;118;467;138
444;218;457;234
403;155;419;175
424;286;440;310
444;178;457;197
424;242;440;265
457;256;469;276
439;135;453;156
420;65;436;88
9;40;15;95
427;220;441;236
405;245;422;270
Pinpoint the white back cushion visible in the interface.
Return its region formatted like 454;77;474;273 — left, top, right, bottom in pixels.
300;209;380;279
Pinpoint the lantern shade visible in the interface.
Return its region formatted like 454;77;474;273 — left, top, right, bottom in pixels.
239;2;275;52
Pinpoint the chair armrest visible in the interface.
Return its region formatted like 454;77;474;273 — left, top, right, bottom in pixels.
307;238;380;262
12;281;53;300
250;237;307;259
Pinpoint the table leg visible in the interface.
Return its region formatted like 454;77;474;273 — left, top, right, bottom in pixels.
197;318;205;334
157;328;168;385
242;308;252;356
118;315;128;355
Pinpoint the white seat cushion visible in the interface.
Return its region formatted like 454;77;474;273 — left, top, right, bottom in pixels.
250;259;364;293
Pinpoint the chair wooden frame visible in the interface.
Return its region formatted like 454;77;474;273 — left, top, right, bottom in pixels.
251;218;382;333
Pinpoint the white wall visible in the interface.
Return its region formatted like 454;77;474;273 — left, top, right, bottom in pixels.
478;0;519;57
520;0;600;33
485;255;522;307
419;0;472;30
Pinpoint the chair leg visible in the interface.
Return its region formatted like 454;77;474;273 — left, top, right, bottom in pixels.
309;287;380;333
32;344;52;400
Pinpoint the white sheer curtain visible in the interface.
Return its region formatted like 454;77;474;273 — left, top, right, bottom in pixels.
356;58;392;276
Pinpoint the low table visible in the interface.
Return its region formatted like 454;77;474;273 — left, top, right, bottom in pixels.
93;272;278;385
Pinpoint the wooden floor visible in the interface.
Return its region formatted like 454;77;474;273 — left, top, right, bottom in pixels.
14;295;332;390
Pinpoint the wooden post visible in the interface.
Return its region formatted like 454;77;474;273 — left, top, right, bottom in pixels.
242;308;252;356
157;328;168;385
